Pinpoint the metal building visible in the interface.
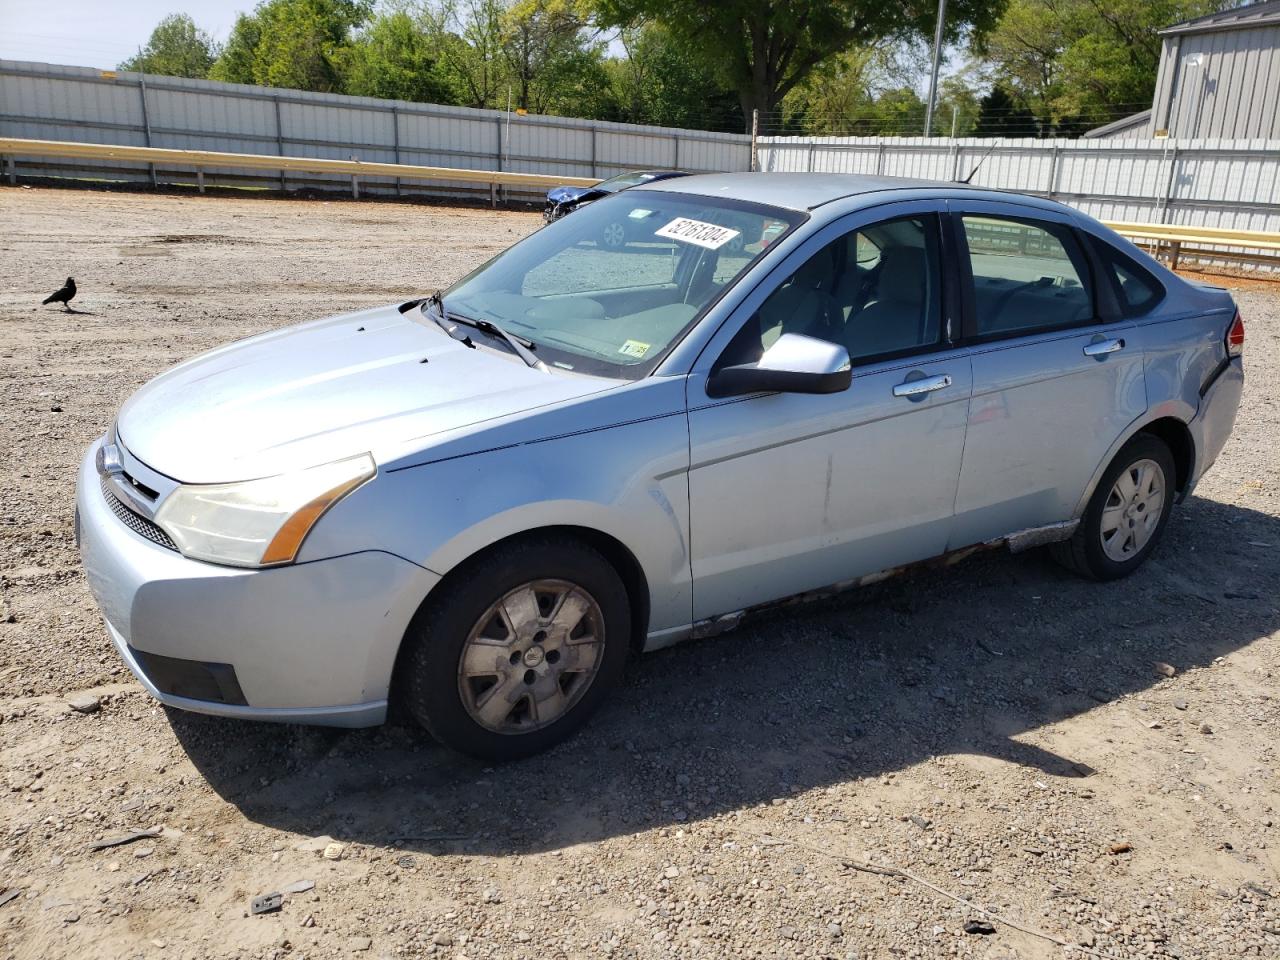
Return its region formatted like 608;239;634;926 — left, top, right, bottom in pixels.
1084;1;1280;139
1150;1;1280;139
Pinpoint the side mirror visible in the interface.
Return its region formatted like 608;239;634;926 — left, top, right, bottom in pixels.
707;333;852;398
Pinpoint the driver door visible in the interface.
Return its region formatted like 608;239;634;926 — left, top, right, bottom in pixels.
685;202;973;620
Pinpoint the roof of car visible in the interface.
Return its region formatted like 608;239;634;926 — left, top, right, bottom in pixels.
633;172;976;212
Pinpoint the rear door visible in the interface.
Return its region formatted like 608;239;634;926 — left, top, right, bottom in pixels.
948;200;1147;546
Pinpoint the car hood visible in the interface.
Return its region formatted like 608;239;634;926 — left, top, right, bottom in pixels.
115;303;617;483
547;185;590;203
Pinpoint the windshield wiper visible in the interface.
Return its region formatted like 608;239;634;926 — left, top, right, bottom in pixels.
421;291;546;370
421;290;473;346
467;317;546;370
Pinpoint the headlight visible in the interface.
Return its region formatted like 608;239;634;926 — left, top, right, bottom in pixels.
155;454;376;567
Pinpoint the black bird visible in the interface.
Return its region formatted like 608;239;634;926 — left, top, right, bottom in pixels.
42;277;76;311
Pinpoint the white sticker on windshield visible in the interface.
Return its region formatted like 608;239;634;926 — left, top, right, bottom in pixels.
654;217;740;250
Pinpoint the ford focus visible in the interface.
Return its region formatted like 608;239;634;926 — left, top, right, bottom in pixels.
76;173;1245;759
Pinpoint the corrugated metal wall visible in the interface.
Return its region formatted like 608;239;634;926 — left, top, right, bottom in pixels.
0;60;752;200
757;135;1280;240
1151;25;1280;139
2;60;1277;267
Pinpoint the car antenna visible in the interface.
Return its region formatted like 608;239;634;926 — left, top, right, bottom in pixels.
958;139;1001;184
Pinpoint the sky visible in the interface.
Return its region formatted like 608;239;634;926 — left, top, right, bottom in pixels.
0;0;248;69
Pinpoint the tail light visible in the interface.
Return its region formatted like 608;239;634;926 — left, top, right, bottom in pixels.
1226;310;1245;358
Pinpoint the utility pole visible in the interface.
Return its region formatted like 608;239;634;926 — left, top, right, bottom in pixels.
923;0;948;137
503;86;512;204
750;109;759;172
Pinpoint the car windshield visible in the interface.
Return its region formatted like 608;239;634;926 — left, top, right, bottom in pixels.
597;171;665;192
440;191;803;379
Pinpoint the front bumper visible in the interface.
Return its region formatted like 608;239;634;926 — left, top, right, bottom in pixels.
76;440;439;727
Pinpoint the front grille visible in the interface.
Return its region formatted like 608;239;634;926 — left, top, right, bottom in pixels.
100;476;177;551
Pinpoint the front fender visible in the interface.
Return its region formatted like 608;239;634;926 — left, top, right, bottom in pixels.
300;411;693;636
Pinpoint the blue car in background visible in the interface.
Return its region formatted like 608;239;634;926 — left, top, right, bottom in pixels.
544;170;689;243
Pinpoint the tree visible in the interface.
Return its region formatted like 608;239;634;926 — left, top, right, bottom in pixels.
781;42;926;135
336;9;456;102
208;13;263;84
974;83;1038;136
423;0;510;108
592;0;1005;132
606;23;742;130
972;0;1065;130
119;14;220;78
208;0;373;92
975;0;1222;134
931;74;982;136
501;0;590;112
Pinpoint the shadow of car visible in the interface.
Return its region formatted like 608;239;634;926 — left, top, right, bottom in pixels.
167;493;1278;857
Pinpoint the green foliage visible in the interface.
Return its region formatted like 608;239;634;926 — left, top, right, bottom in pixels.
119;14;220;78
607;23;742;130
335;9;455;102
976;0;1222;134
208;0;373;92
781;43;931;135
593;0;1006;131
422;0;509;108
974;83;1038;136
501;0;608;114
932;74;982;136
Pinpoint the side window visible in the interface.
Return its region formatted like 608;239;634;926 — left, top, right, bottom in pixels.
717;215;944;369
960;216;1094;337
1089;237;1165;317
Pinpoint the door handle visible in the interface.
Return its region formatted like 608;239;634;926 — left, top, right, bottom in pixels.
1083;338;1124;357
893;374;952;398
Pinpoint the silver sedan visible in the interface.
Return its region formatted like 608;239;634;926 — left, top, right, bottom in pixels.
76;173;1245;759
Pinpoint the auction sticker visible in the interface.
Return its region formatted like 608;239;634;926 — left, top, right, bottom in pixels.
654;217;740;250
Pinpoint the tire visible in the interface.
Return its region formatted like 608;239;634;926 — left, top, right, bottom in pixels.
1051;433;1176;581
399;535;630;761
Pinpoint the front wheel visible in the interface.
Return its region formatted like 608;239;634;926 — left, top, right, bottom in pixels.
1052;434;1176;581
399;536;630;760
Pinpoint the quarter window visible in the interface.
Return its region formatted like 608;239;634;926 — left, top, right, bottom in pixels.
961;216;1093;337
1088;237;1165;317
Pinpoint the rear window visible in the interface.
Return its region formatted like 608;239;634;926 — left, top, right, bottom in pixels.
960;215;1094;337
1089;238;1166;317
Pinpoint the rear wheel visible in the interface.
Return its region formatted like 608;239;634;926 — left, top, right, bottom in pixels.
1052;433;1176;580
400;536;630;760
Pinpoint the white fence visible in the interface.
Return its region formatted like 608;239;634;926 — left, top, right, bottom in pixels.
757;135;1280;236
2;59;1278;257
0;60;750;201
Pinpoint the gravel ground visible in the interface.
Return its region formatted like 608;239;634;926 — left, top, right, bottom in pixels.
2;186;1279;960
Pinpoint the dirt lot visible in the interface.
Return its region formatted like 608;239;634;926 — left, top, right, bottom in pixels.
2;186;1279;960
